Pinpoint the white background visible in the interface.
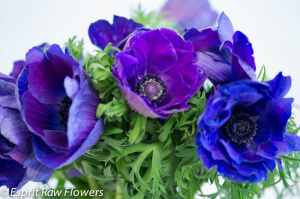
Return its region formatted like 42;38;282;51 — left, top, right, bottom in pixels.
0;0;300;198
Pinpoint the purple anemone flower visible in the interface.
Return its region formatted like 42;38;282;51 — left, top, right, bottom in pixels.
160;0;218;31
184;12;256;85
17;44;105;169
0;74;52;190
196;73;300;183
88;15;143;50
113;28;207;119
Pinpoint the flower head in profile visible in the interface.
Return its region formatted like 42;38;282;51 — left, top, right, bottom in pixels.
196;73;300;183
184;12;256;85
17;44;105;169
160;0;218;31
113;28;207;119
0;74;52;190
88;15;143;51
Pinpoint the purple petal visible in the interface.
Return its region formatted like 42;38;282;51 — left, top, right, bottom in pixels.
160;28;194;51
64;76;80;99
231;54;257;81
11;60;25;80
0;159;26;190
89;19;114;49
158;74;191;110
131;29;178;78
33;119;104;169
184;28;220;52
160;0;218;30
88;15;143;50
0;73;16;84
1;108;32;153
119;86;161;118
0;76;19;109
160;49;197;88
217;12;234;44
21;91;61;136
195;51;231;85
114;50;138;88
42;130;68;151
16;153;53;190
25;45;76;104
67;80;101;148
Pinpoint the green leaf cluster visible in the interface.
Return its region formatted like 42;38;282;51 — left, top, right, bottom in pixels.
131;4;179;31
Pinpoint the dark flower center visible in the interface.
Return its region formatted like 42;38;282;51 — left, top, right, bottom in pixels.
58;96;72;130
134;74;166;104
224;113;257;145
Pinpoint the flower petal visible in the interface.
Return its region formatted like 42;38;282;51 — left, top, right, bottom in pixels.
217;12;234;44
131;29;178;78
195;51;231;85
25;45;77;105
11;60;25;81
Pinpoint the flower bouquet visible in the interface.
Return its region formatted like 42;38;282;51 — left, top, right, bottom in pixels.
1;1;300;199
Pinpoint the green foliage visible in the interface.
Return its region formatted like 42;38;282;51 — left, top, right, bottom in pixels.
258;65;268;81
65;36;84;61
131;4;178;31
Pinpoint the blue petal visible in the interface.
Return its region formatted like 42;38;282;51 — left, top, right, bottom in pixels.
232;31;256;71
266;72;291;99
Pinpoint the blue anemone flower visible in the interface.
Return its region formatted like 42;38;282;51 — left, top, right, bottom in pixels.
196;73;300;183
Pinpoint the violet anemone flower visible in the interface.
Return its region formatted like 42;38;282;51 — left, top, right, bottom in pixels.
160;0;218;31
17;44;105;169
196;73;300;183
113;28;207;119
184;12;256;85
89;15;143;50
0;74;52;190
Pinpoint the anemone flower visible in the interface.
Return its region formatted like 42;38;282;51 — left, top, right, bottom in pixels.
113;28;207;119
196;73;300;183
17;44;105;169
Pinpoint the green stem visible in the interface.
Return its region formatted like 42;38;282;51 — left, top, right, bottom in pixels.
82;161;101;199
115;177;124;199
